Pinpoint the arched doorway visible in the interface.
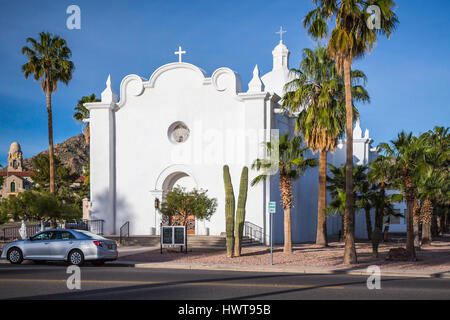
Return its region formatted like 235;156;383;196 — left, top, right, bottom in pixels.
158;169;197;235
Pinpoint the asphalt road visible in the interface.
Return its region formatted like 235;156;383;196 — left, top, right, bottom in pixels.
0;263;449;300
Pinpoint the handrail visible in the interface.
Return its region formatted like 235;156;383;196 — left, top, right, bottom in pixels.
119;221;130;245
244;221;264;244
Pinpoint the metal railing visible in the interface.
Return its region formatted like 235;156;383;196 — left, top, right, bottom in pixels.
65;219;104;235
0;220;105;241
0;224;40;241
244;221;264;244
119;221;130;245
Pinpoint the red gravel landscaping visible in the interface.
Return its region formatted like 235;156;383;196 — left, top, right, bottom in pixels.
117;234;450;273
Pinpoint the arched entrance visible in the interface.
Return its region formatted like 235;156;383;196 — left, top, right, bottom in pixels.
155;166;198;235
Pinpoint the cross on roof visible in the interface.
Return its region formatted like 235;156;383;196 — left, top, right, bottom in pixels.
174;45;186;63
276;26;287;42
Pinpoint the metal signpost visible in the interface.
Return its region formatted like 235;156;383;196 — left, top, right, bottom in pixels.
268;201;276;265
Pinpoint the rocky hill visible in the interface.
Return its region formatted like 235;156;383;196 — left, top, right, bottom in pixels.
23;134;89;175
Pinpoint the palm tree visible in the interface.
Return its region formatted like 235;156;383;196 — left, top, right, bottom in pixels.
421;126;450;235
251;133;317;253
74;94;100;145
356;177;376;241
326;163;367;242
325;189;346;241
378;132;425;259
368;154;395;253
416;167;445;245
282;46;369;247
21;32;74;202
304;0;398;264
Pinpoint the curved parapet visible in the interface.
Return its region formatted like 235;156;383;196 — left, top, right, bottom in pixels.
211;67;242;95
117;74;145;109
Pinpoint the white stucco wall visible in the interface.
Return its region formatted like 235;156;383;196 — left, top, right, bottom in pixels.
87;40;406;242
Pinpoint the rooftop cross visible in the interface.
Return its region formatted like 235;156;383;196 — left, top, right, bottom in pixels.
276;26;287;42
174;45;186;63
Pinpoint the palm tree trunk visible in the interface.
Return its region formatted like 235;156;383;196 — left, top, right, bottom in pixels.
383;216;390;242
431;215;438;237
85;123;90;145
343;57;357;264
437;215;443;236
284;207;292;253
340;213;345;242
421;199;433;246
316;150;328;246
365;207;372;241
445;212;448;233
404;176;416;259
406;200;415;258
372;207;383;257
280;174;293;253
46;85;56;229
413;197;421;249
372;184;385;257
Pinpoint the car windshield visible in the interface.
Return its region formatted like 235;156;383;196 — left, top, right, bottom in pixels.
74;230;106;240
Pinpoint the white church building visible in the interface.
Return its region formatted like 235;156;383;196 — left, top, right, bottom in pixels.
86;37;406;244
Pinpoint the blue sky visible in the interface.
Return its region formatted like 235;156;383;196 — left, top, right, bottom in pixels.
0;0;449;164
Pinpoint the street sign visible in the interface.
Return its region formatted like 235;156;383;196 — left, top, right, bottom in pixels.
268;201;276;214
268;201;276;265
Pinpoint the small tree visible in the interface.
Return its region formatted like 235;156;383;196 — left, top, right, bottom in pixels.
0;190;80;224
160;187;217;228
252;134;317;253
32;154;80;203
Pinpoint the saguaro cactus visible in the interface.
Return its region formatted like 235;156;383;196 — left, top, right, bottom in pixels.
223;165;235;258
234;166;248;257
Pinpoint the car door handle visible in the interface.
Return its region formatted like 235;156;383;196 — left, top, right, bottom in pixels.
44;242;50;245
69;241;73;244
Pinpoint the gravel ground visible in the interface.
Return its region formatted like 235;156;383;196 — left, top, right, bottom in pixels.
117;235;450;273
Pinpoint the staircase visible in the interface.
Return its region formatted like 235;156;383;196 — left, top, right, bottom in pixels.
105;235;262;248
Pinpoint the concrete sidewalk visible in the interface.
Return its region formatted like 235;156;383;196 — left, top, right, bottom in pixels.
109;260;450;279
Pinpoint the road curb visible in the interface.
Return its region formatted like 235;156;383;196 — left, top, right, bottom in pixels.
111;261;450;279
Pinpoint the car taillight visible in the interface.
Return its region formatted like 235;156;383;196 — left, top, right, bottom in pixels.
93;240;103;247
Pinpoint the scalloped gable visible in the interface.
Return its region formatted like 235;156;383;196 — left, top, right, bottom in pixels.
116;63;243;109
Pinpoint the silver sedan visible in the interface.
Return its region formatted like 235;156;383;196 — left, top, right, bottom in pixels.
0;229;118;266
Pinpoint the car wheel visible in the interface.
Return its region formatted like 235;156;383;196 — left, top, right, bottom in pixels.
8;247;23;264
68;250;84;266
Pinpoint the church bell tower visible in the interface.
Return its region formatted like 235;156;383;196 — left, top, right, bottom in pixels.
8;142;23;172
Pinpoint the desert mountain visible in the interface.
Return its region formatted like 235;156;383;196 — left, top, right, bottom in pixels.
23;134;89;175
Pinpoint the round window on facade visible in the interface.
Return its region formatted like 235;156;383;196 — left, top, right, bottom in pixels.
168;122;190;144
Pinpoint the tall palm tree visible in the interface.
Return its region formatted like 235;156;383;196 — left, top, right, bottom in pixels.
251;133;317;253
21;32;74;201
378;132;425;259
74;94;100;145
304;0;398;264
282;46;369;247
